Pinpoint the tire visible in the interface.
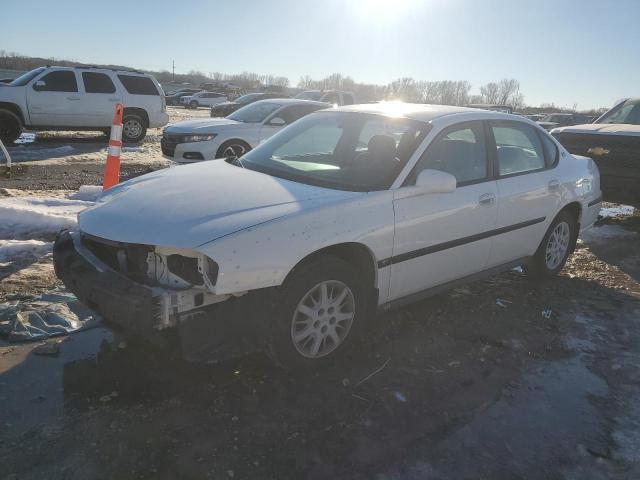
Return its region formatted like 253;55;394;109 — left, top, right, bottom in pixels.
121;114;147;143
189;101;199;109
269;254;369;369
526;210;577;278
0;110;22;144
215;140;251;159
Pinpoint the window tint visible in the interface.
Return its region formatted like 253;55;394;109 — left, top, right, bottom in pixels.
117;75;159;95
36;71;78;92
413;122;487;184
492;122;545;176
277;105;324;124
82;72;116;94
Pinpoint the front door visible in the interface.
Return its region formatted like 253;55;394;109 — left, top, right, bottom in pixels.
389;121;498;300
26;69;82;126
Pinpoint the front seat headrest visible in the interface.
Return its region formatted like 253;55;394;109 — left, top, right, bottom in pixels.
367;135;397;163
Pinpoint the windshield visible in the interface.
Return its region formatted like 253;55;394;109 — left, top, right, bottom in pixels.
597;99;640;125
238;112;429;191
8;67;46;86
295;91;322;101
542;114;566;123
228;101;282;123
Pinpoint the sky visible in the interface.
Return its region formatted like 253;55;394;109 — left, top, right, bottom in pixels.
2;0;639;110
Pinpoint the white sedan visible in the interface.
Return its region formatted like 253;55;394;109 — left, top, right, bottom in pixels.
179;91;228;109
54;103;602;368
161;99;330;163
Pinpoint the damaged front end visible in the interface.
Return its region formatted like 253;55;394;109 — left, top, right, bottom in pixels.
53;230;238;333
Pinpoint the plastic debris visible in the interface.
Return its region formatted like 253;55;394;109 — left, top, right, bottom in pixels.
393;392;407;402
496;298;512;308
542;309;553;319
0;290;101;343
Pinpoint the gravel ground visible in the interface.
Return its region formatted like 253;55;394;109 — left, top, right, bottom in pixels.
0;119;639;479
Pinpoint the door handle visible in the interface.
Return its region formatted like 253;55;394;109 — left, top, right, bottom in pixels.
479;193;496;206
548;180;560;191
67;96;80;101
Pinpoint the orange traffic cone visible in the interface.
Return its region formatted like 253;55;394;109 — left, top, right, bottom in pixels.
103;103;124;190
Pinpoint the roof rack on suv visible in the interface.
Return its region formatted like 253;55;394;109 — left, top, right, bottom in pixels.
69;65;145;74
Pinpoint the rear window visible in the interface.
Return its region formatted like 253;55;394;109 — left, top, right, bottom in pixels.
82;72;116;94
117;75;159;95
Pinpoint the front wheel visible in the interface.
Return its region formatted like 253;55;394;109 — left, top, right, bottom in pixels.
189;101;199;109
526;211;577;278
215;140;251;159
269;255;369;369
121;114;147;143
0;110;22;144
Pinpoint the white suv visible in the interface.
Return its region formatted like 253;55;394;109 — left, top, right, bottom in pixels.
0;66;169;143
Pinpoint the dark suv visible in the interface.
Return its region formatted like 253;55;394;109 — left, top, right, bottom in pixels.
551;98;640;206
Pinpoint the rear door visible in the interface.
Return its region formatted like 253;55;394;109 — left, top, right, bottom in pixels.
487;120;561;267
79;71;121;127
389;121;498;300
26;69;81;126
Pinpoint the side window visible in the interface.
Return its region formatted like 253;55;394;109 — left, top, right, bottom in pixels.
492;122;545;176
323;92;339;104
35;71;78;92
117;75;159;95
412;122;487;185
82;72;116;94
277;105;322;124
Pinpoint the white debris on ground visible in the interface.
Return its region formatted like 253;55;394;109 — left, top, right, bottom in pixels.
600;204;635;219
0;187;99;267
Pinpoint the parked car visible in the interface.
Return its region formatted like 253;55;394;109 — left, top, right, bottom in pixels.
210;92;288;117
551;97;640;206
294;90;356;105
162;98;329;162
180;91;228;109
165;89;201;106
526;114;546;122
537;113;592;131
54;103;601;368
0;66;168;143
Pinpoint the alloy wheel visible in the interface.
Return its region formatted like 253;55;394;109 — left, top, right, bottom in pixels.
291;280;356;358
545;221;571;270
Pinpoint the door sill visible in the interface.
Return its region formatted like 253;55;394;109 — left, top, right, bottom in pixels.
380;257;531;312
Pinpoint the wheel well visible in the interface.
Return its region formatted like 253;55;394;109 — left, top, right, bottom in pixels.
0;103;24;125
216;139;251;156
123;107;148;127
291;243;378;289
559;201;582;227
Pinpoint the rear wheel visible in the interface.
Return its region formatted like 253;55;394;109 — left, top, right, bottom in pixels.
269;255;368;369
189;101;199;109
526;211;577;278
121;114;147;143
0;110;22;144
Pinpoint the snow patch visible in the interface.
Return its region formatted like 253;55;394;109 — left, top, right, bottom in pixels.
0;239;52;263
68;185;103;202
599;204;635;219
0;193;92;240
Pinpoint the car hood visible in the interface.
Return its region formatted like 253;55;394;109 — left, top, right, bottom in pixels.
552;123;640;136
165;118;243;134
79;161;361;248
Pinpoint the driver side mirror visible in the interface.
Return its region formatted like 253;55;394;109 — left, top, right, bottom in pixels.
415;169;457;194
268;117;286;126
33;80;46;91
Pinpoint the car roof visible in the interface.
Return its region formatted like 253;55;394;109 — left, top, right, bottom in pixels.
332;102;518;123
253;98;330;107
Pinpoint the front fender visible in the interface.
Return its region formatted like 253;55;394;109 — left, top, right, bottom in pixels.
196;191;395;296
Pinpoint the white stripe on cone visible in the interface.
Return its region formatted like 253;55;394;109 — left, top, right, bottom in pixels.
110;125;123;141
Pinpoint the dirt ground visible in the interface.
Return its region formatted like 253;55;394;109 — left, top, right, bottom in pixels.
1;114;640;479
